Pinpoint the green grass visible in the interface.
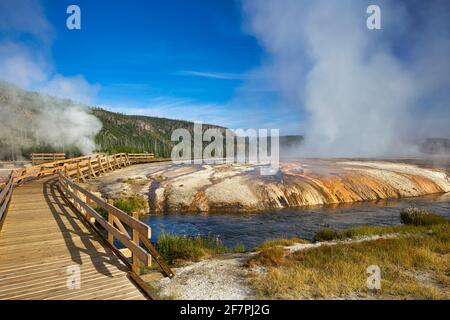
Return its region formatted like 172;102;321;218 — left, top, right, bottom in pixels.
94;206;109;220
156;233;228;264
155;234;248;265
258;237;310;250
232;243;247;253
313;225;404;242
313;209;448;242
114;196;148;215
247;212;449;300
313;228;343;242
400;208;448;226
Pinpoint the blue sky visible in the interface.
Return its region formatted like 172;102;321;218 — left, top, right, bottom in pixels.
32;0;292;130
45;0;261;105
1;0;290;130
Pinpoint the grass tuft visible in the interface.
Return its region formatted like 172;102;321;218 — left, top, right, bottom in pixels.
247;246;289;269
156;233;227;264
232;243;247;253
114;196;148;215
400;207;447;226
313;228;343;242
258;237;310;251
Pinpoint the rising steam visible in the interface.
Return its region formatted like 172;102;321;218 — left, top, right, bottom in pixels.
243;0;450;157
0;0;102;159
0;82;102;159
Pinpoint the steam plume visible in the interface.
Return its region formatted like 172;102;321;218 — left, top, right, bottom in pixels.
0;0;102;158
243;0;450;157
0;82;102;159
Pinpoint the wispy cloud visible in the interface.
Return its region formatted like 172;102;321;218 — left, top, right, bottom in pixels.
0;0;53;44
99;94;264;129
0;0;100;105
178;70;245;80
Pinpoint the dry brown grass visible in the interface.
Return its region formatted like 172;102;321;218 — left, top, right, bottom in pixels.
247;222;449;300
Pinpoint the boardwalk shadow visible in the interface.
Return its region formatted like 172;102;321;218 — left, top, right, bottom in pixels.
43;178;125;277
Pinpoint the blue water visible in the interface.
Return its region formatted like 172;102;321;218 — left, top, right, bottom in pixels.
140;193;450;250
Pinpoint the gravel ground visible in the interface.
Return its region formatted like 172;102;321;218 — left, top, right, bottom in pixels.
154;253;256;300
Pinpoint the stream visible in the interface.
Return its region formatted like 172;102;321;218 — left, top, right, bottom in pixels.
140;193;450;250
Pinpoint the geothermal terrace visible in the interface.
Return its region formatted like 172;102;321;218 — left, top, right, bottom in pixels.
85;159;450;213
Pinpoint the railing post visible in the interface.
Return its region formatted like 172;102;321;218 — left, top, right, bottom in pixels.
76;163;85;183
106;156;113;171
113;155;119;169
107;199;114;245
131;210;141;274
97;155;106;174
88;158;96;178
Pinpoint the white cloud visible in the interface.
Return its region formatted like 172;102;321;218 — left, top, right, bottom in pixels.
178;70;245;80
39;75;100;105
0;42;48;88
0;0;54;43
102;97;235;127
0;0;100;103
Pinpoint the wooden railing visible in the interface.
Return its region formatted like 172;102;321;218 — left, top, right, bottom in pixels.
127;153;155;163
1;153;174;278
63;153;131;183
58;173;174;278
0;173;14;231
14;153;165;184
14;153;132;184
14;154;101;183
31;153;66;165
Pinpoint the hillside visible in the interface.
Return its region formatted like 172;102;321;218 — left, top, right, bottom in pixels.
92;108;228;157
0;81;228;159
0;81;306;160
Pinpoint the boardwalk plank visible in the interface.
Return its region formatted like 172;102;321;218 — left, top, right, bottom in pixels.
0;178;147;300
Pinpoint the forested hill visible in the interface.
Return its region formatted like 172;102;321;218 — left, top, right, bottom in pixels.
0;81;303;160
0;80;228;159
92;108;227;157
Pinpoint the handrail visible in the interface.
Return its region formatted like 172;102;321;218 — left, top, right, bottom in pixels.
13;153;126;183
0;173;14;229
1;152;174;278
14;154;101;177
13;152;158;183
127;153;155;164
58;173;174;278
62;175;151;238
31;153;66;165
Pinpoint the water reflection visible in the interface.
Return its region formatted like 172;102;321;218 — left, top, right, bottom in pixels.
140;193;450;250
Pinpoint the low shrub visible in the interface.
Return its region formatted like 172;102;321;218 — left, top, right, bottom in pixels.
400;208;447;226
232;243;246;253
156;233;227;264
114;196;148;215
313;228;343;242
94;206;108;220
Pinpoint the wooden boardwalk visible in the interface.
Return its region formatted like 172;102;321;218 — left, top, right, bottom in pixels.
0;177;147;300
